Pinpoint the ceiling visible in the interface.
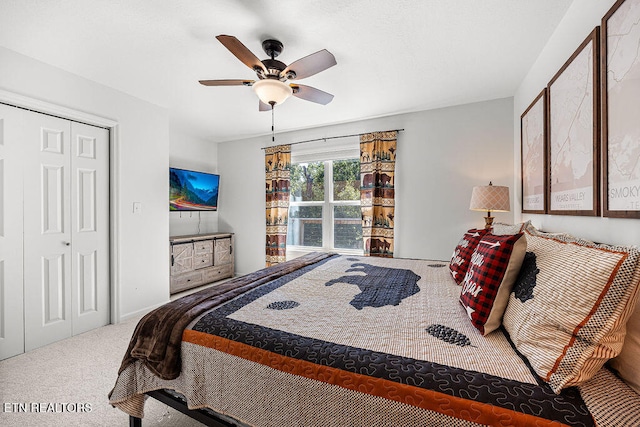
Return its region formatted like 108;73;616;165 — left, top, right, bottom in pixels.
0;0;573;143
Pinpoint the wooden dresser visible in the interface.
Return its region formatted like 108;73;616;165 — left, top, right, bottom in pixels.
169;232;234;294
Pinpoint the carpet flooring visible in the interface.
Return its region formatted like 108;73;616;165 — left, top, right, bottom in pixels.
0;315;204;427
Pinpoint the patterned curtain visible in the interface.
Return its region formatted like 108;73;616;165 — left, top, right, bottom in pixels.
265;144;291;266
360;131;397;257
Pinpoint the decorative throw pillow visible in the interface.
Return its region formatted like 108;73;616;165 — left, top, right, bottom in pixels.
491;220;531;235
502;230;640;393
449;229;489;285
523;222;570;239
609;298;640;394
459;233;526;335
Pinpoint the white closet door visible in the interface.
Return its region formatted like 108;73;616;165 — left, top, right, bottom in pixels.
23;112;73;351
0;104;25;359
71;121;109;334
0;105;110;358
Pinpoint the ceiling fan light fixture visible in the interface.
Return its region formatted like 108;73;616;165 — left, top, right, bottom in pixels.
253;79;292;106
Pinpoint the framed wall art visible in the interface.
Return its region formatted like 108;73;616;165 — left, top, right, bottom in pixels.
547;28;600;216
521;88;547;213
602;0;640;218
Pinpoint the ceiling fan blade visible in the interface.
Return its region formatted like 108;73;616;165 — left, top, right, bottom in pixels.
216;35;266;73
291;84;334;105
259;100;272;111
199;79;254;86
283;49;336;80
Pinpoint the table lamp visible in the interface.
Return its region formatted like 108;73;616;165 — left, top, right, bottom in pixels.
469;182;510;229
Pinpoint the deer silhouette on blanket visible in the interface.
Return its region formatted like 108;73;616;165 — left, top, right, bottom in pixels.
325;262;421;310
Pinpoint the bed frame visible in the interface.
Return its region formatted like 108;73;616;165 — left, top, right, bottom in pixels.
128;389;240;427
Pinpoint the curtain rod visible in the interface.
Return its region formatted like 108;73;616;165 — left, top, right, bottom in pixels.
260;129;404;150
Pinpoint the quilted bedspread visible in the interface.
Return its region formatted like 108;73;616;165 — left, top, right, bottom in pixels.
109;254;640;427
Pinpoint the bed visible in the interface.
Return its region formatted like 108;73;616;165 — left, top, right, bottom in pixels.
109;225;640;426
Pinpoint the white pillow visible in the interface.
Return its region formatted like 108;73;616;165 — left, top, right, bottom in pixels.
491;220;530;235
503;230;640;393
609;297;640;394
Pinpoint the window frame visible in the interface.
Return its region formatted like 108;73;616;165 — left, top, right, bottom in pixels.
286;141;363;257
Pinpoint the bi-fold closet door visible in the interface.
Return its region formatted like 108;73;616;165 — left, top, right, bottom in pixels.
0;103;109;360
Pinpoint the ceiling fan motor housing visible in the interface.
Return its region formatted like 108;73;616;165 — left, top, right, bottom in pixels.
260;39;295;80
261;58;287;80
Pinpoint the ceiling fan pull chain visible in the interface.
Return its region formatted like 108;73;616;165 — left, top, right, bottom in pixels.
271;104;275;143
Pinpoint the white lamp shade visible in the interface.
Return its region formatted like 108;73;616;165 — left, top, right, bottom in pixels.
252;79;293;105
469;184;510;212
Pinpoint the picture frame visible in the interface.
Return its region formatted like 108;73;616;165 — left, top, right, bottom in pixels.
547;28;600;216
520;88;547;213
601;0;640;218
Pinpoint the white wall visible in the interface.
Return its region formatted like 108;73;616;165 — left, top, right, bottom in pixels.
513;0;640;246
0;47;170;321
219;97;514;275
169;131;219;236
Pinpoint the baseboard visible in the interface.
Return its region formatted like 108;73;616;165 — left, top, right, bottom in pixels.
118;300;170;323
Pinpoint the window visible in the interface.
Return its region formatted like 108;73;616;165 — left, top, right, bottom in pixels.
287;158;362;253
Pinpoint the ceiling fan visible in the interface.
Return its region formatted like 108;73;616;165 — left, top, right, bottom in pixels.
199;35;337;111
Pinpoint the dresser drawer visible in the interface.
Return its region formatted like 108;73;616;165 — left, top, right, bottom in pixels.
203;264;234;283
194;240;213;255
194;253;213;269
170;270;204;293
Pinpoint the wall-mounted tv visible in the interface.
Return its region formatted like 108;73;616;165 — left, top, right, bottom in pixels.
169;167;219;211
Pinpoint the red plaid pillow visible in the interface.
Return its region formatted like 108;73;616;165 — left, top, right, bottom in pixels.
449;229;489;285
459;233;526;335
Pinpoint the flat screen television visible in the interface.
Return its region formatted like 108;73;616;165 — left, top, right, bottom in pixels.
169;167;219;211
